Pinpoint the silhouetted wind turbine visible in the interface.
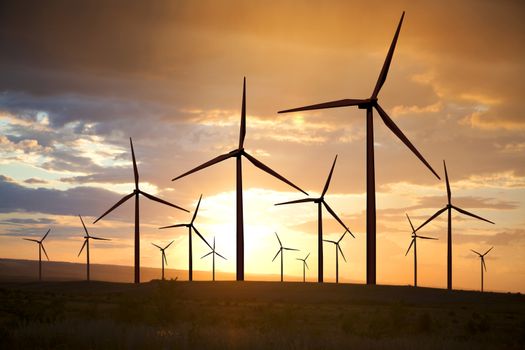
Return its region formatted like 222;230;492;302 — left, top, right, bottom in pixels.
296;253;310;282
272;232;299;282
152;240;175;280
405;213;437;287
78;215;110;281
275;155;354;282
159;194;211;281
201;237;227;281
415;161;495;290
172;78;307;281
23;229;50;281
278;12;440;285
471;247;493;292
94;138;188;284
323;231;349;283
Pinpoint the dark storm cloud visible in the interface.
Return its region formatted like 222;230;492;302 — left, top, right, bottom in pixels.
0;175;121;217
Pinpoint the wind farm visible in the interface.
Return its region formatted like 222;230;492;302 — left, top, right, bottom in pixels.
159;195;212;281
275;155;354;282
0;2;523;349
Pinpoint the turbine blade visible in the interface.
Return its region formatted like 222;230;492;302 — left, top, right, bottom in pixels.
321;155;338;197
305;261;309;270
192;225;213;250
215;251;227;260
375;104;440;180
42;229;51;241
278;99;367;114
305;252;310;260
272;249;282;262
171;151;235;181
323;239;337;244
337;230;347;243
417;235;438;240
322;201;354;237
163;251;168;266
243;152;308;195
275;198;315;206
239;77;246;149
90;236;111;241
444;160;451;204
79;215;89;237
406;213;415;232
405;239;415;256
78;240;87;257
41;244;50;261
338;244;347;262
372;11;405;98
470;249;482;256
164;240;175;250
23;238;40;243
93;192;135;224
452;205;495;224
130;138;139;190
414;206;447;231
201;251;213;259
139;190;189;212
159;223;188;229
152;243;162;250
191;194;203;224
482;258;487;272
283;247;299;251
483;246;494;256
275;232;282;247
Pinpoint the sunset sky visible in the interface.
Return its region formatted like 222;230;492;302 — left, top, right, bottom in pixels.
0;0;524;292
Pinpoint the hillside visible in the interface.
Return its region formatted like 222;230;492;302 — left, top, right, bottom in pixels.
0;280;523;349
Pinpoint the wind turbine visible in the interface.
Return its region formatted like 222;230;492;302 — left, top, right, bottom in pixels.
296;252;310;282
471;247;493;292
94;138;188;284
405;213;437;287
159;194;212;281
323;231;349;284
275;154;354;282
152;240;175;281
272;232;299;282
172;78;307;281
201;237;227;281
23;229;50;281
278;12;440;285
415;160;495;290
78;215;110;281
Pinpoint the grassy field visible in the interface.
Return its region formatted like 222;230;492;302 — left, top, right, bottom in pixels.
0;281;523;349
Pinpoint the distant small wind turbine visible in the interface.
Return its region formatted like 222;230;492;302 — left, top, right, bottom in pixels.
159;194;211;281
296;252;310;282
275;155;354;283
272;232;299;282
78;215;110;281
471;247;493;292
23;229;50;281
152;240;175;280
201;237;227;281
172;78;307;281
94;138;188;284
415;161;495;290
278;12;441;285
405;213;437;287
323;231;349;284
